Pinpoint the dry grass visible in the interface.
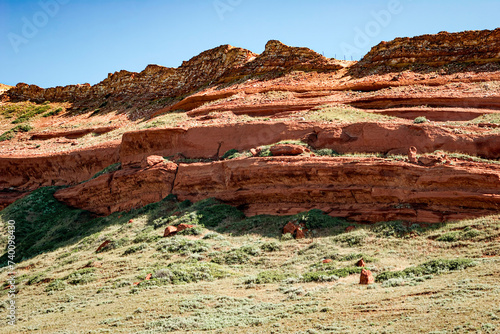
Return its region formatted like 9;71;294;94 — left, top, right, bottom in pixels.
306;105;395;123
0;190;498;333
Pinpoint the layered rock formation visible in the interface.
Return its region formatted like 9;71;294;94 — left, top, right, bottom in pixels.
55;157;177;215
233;40;344;76
2;121;498;214
54;156;500;223
0;143;120;192
3;28;500;225
357;28;500;69
30;126;118;140
119;122;500;167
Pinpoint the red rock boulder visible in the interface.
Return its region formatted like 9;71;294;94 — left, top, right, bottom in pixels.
360;269;374;285
96;240;111;253
295;228;306;239
177;224;195;232
283;221;298;235
163;226;178;237
270;144;309;156
356;259;366;267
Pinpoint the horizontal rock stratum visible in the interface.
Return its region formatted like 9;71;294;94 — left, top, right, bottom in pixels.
54;155;500;223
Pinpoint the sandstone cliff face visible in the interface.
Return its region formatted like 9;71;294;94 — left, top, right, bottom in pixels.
54;156;500;223
0;144;120;192
6;41;342;104
119;122;500;167
357;28;500;69
54;159;177;215
2;121;498;214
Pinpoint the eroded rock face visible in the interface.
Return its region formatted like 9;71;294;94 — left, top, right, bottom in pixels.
270;144;309;156
54;156;500;223
233;40;344;76
54;158;178;215
357;28;500;69
7;83;92;104
119;122;500;167
173;157;500;223
6;40;342;105
0;144;120;192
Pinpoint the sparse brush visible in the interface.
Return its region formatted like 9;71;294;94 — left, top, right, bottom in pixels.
260;241;282;252
177;225;204;236
123;243;148;256
245;270;291;284
313;148;340;156
65;268;97;285
45;279;67;292
413;116;428;124
332;230;369;246
376;258;476;282
156;237;210;255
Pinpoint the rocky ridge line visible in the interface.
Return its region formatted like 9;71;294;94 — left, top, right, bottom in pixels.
355;28;500;70
5;41;345;105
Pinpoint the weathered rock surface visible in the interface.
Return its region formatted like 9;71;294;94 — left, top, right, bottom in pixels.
119;122;500;167
306;122;500;159
356;259;366;267
55;155;500;223
173;157;500;223
3;29;500;227
6;40;343;105
357;28;500;70
30;126;118;140
54;158;177;215
270;144;309;156
119;122;314;166
163;226;177;237
0;143;120;192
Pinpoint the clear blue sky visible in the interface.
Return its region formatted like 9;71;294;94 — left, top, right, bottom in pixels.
1;0;499;88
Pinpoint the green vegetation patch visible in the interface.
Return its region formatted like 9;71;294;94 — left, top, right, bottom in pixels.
0;124;33;142
307;106;394;123
413;116;429;124
144;262;231;285
0;187;98;263
156;236;210;255
43;107;63;117
376;258;476;282
89;163;121;180
12;104;51;124
142;295;291;332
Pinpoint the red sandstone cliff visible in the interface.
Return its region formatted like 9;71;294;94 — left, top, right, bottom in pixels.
54;156;500;223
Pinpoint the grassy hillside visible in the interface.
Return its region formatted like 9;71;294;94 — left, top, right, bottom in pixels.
0;184;499;333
